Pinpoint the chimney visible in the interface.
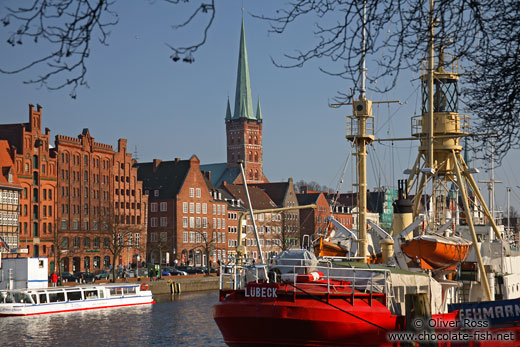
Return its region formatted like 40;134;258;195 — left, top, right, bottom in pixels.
202;170;211;181
175;157;181;163
153;159;162;173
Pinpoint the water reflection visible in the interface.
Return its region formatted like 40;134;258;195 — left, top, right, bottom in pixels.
0;290;225;347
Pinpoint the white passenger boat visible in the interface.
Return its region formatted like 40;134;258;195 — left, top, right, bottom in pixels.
0;283;154;316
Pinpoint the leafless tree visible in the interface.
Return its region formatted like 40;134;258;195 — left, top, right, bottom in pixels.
192;229;215;275
2;1;519;162
0;0;214;98
101;214;139;282
253;0;519;164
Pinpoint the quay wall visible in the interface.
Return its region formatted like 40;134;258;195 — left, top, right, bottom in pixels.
62;274;219;294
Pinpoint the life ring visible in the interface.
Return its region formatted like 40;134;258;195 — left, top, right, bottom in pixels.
140;283;149;291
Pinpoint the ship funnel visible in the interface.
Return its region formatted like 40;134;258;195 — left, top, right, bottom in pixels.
391;180;414;239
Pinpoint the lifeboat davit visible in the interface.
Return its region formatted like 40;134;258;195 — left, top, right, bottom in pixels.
401;234;472;270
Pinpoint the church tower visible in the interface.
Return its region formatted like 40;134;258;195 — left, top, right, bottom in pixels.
225;19;266;183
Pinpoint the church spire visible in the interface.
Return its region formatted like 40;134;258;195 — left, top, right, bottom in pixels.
256;96;263;120
225;97;232;121
233;18;254;120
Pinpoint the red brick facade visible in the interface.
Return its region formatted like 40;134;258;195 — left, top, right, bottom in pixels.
226;118;267;183
0;105;58;262
54;131;147;273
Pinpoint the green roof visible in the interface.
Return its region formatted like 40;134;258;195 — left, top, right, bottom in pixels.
233;19;255;120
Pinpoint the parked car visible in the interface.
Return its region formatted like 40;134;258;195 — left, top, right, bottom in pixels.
177;266;205;274
74;272;95;283
61;272;76;282
162;267;187;276
94;270;110;280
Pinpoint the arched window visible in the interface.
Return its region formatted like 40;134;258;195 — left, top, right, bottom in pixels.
254;152;258;162
249;151;253;161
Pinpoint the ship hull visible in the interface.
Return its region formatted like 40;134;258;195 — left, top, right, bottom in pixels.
214;287;403;347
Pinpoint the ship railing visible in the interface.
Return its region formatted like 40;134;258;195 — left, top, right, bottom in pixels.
219;262;391;304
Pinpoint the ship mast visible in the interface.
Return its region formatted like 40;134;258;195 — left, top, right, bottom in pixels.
347;0;373;263
405;0;501;301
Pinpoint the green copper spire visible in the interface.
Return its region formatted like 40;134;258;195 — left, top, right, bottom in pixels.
226;97;232;120
256;96;263;120
233;18;255;120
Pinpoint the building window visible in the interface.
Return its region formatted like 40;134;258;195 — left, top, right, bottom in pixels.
190;232;195;243
196;232;201;243
150;232;158;242
84;237;90;249
183;231;188;243
160;217;167;227
73;220;78;230
189;217;194;228
189;203;194;213
94;237;100;249
196;217;201;228
202;217;207;228
196;188;201;198
196;203;201;214
154;190;159;197
202;203;207;214
150;203;158;212
160;202;167;211
73;236;80;248
189;188;194;197
84;221;88;230
62;237;69;249
183;217;188;228
103;237;110;248
150;217;157;227
160;232;167;242
135;233;140;247
183;202;188;213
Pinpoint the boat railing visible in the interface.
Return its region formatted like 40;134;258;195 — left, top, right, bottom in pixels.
219;262;391;304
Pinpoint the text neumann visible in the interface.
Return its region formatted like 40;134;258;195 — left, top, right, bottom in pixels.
245;287;277;298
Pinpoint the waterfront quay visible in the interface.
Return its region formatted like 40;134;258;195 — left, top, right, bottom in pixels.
62;274;219;295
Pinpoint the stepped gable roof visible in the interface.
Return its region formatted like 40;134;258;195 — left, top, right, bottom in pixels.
222;182;277;210
296;192;322;206
250;181;290;207
200;163;241;188
135;159;191;199
0;140;21;188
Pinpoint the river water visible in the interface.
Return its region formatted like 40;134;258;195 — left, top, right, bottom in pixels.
0;290;226;347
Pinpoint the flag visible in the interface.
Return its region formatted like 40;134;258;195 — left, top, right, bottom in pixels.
0;235;10;252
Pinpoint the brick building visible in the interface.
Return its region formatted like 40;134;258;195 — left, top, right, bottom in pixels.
136;155;231;267
0;140;22;252
297;191;331;243
222;182;283;261
251;178;301;251
0;104;58;261
54;131;147;273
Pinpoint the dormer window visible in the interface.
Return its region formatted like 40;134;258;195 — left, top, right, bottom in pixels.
154;190;159;197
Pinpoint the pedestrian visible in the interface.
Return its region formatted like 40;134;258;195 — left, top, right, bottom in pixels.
149;268;154;282
50;272;58;287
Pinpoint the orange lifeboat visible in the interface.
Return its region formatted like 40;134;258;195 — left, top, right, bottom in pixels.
401;234;472;270
314;237;348;257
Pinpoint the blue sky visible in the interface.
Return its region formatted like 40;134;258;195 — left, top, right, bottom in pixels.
1;0;519;213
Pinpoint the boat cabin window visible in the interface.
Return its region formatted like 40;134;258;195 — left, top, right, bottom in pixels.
123;287;136;296
31;294;37;304
12;292;33;304
84;290;98;299
39;293;48;304
48;291;66;302
0;292;6;303
109;288;122;297
66;290;82;301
